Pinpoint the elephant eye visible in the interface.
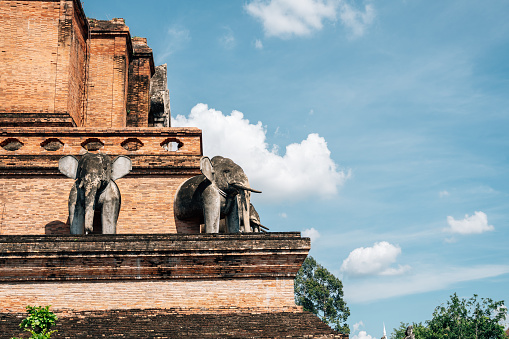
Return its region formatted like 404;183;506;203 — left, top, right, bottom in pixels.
224;169;230;174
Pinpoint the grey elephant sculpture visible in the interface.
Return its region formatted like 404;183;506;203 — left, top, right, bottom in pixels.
59;153;132;235
174;156;261;233
244;203;269;233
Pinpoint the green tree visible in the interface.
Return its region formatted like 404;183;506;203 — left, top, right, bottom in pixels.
390;322;428;339
294;256;350;334
426;293;506;339
391;293;507;339
12;305;58;339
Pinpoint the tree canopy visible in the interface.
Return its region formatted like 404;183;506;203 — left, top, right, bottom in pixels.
294;256;350;334
391;293;507;339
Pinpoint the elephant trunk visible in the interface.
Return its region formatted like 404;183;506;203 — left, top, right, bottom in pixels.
230;179;260;233
82;180;100;234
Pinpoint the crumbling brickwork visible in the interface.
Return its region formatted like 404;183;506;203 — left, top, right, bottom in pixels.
1;310;348;338
149;64;171;127
127;37;154;127
0;233;310;312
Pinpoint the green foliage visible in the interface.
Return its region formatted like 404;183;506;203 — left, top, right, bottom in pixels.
294;256;350;334
12;305;58;339
426;293;506;339
390;322;428;339
390;293;507;339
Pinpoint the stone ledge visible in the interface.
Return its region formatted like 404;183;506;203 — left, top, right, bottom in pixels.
0;233;310;281
0;154;201;176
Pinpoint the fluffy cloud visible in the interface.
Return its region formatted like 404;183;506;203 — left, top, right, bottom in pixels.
338;2;375;38
340;241;410;277
352;321;364;333
446;211;494;234
172;104;348;201
245;0;336;38
245;0;374;38
351;331;375;339
302;227;321;242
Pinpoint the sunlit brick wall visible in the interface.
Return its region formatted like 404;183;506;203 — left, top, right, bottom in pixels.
0;279;297;313
86;19;131;128
0;0;88;125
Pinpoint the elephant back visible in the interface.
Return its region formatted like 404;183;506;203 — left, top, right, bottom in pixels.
174;174;210;221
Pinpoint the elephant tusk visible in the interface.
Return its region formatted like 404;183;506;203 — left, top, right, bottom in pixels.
230;182;262;194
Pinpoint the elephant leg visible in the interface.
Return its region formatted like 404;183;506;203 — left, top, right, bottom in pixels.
99;182;121;234
202;184;221;233
69;184;85;235
226;196;240;233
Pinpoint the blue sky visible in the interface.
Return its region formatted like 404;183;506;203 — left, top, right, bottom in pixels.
84;1;509;337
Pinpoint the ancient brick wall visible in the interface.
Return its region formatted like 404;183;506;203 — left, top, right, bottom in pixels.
0;0;88;126
0;233;310;313
1;310;349;338
67;3;89;127
0;176;197;235
127;37;154;127
0;279;297;313
86;19;131;128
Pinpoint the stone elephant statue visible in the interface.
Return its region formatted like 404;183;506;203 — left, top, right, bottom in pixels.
244;203;268;233
174;156;261;233
59;153;132;235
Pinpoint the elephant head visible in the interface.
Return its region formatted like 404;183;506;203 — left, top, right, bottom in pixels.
59;153;132;234
174;155;261;233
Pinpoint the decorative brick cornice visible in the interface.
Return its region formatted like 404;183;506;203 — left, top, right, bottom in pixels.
0;233;310;282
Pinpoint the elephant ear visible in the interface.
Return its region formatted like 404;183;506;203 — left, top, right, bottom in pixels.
59;155;79;179
200;156;214;183
111;156;132;181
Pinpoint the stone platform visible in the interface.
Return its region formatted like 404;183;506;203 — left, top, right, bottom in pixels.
0;233;310;313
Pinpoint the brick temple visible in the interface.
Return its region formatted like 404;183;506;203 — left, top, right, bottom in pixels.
0;1;346;337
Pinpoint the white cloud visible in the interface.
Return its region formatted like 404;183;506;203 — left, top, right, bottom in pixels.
302;227;321;242
344;265;509;303
339;2;375;38
352;331;375;339
245;0;337;38
255;39;264;49
340;241;410;277
172;104;348;201
279;212;288;218
352;321;364;333
446;211;494;234
156;26;191;63
245;0;374;39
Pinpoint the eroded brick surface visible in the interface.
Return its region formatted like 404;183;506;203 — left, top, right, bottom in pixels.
0;310;348;338
0;234;310;313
